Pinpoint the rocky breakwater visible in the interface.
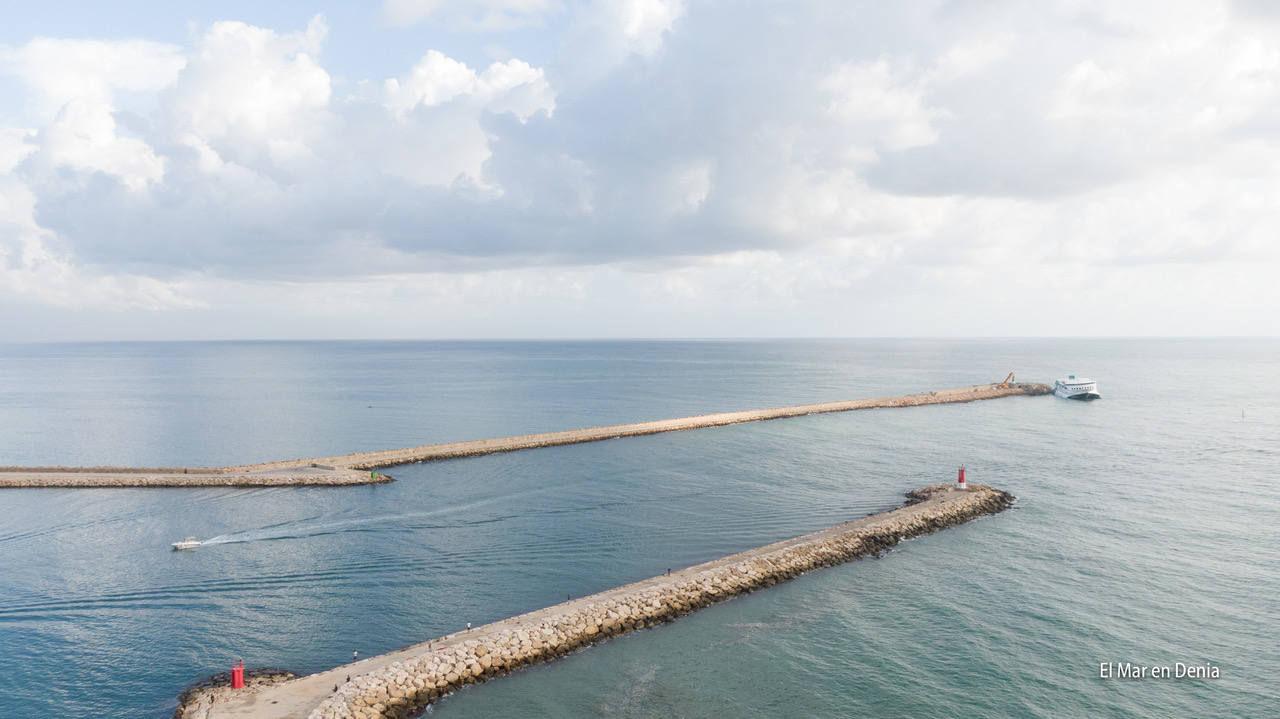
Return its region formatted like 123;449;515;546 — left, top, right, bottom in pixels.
256;382;1052;472
0;465;390;488
305;483;1014;719
4;382;1048;489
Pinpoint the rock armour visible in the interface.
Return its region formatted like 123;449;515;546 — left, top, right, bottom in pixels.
306;484;1013;719
2;383;1048;488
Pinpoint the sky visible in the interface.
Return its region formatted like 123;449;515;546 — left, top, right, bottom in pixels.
1;0;1277;340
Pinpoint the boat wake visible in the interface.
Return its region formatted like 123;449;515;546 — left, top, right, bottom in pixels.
187;483;718;549
194;493;530;547
198;513;408;546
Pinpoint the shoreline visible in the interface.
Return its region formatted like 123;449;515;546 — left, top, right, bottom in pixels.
2;382;1048;488
195;483;1015;718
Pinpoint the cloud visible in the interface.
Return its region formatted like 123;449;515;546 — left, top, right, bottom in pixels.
860;1;1280;198
0;177;201;310
384;51;554;122
170;15;331;174
380;0;563;30
1;37;185;116
556;0;685;87
615;0;685;57
0;128;36;173
379;50;557;188
1;37;184;190
821;58;946;155
2;1;1280;337
0;36;200;310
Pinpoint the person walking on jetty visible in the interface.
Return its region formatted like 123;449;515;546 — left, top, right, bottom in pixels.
352;650;358;662
466;622;472;632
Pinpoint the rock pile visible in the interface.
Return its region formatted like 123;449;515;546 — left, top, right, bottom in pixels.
0;468;388;488
4;383;1049;488
307;484;1013;719
319;384;1051;471
174;668;298;719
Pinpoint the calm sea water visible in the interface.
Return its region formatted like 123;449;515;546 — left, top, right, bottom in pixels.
0;340;1275;718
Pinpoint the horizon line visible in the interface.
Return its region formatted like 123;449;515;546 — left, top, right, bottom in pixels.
2;335;1276;345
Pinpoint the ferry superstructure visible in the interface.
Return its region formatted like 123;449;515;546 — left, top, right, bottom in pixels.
1053;376;1100;400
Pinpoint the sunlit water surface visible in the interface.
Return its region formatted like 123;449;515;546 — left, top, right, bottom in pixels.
0;340;1275;717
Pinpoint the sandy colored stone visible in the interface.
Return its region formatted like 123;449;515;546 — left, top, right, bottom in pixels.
185;483;1019;719
6;383;1046;488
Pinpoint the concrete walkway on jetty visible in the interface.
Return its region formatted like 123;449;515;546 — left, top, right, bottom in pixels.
190;483;1014;719
2;382;1049;489
0;464;387;488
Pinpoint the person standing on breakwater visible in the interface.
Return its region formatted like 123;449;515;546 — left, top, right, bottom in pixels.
353;650;358;662
466;622;472;632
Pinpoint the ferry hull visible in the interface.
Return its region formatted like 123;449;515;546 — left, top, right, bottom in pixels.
1053;377;1101;400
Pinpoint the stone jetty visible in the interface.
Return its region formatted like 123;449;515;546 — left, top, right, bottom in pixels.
175;669;299;719
0;465;388;488
2;382;1048;488
197;482;1014;719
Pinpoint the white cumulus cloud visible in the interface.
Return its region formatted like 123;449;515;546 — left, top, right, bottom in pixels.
821;58;945;154
385;50;553;121
1;37;184;190
3;1;1280;338
171;15;331;172
381;0;562;30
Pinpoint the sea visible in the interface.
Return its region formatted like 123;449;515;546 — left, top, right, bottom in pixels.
0;339;1275;718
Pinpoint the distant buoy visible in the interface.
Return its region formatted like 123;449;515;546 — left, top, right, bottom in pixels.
957;466;967;490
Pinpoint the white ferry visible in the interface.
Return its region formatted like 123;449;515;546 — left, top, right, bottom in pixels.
1053;375;1100;400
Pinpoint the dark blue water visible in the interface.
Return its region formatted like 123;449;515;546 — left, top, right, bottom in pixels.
0;340;1275;717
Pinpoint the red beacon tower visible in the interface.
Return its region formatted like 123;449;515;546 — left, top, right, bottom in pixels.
957;465;967;490
231;659;245;689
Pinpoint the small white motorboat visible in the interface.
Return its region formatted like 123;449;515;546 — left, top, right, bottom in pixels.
172;536;201;550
